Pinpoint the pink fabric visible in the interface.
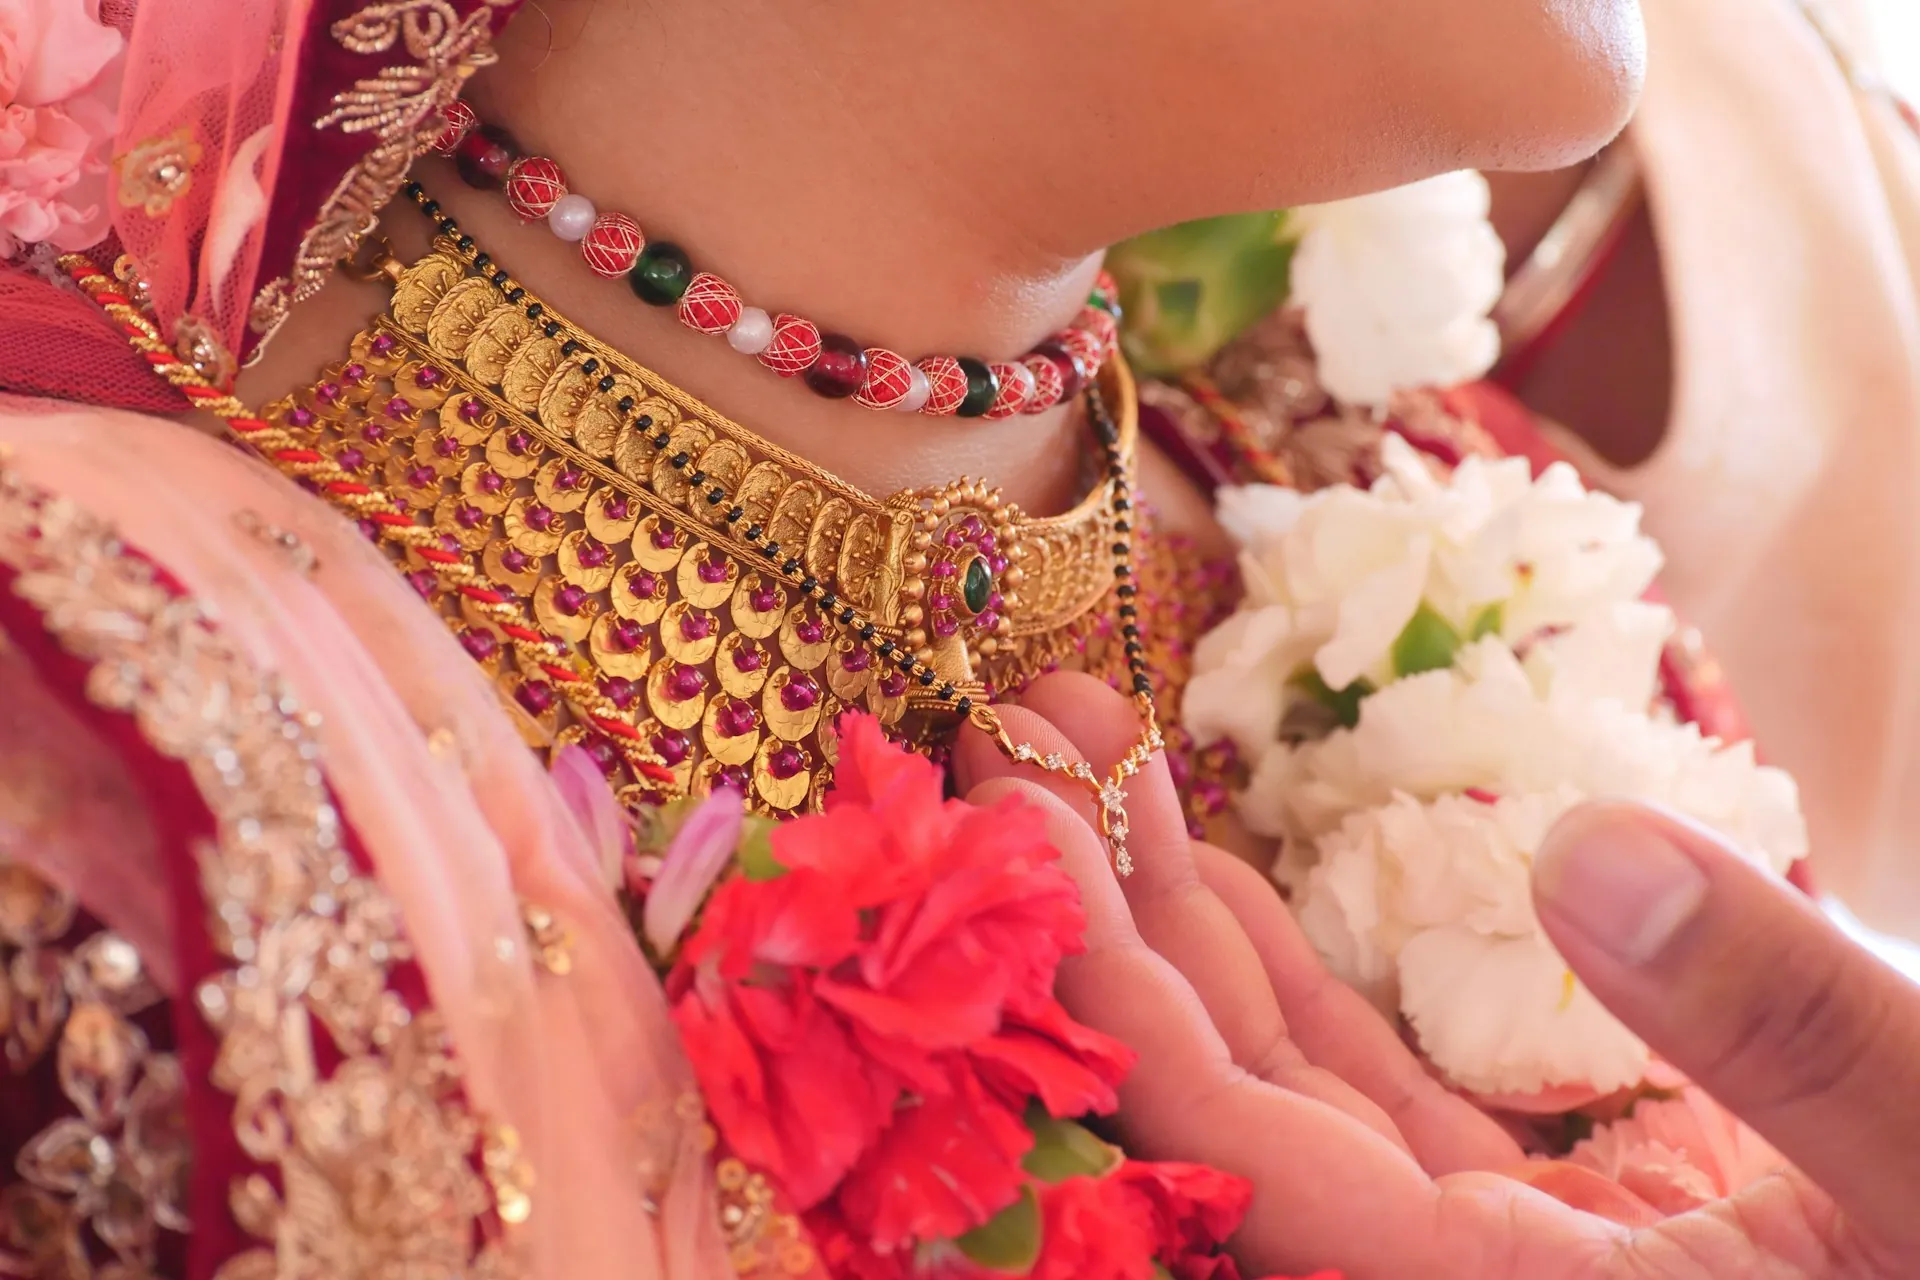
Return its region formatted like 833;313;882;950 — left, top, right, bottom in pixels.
1547;0;1920;935
0;396;733;1279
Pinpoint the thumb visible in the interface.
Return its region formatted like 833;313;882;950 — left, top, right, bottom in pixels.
1532;802;1920;1254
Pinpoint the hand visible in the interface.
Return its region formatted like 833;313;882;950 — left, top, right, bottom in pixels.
953;672;1920;1279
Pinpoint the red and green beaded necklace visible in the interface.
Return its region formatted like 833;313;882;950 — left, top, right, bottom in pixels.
432;100;1123;421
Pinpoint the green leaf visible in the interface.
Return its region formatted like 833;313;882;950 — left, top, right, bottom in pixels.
1467;601;1505;641
1105;210;1296;376
1289;668;1373;730
1391;604;1463;678
735;817;786;882
1022;1108;1120;1183
956;1185;1042;1273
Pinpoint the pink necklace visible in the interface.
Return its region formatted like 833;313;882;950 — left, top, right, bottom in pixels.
432;101;1121;419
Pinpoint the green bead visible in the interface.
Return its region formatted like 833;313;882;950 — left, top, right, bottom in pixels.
628;242;693;306
955;357;998;418
963;556;993;614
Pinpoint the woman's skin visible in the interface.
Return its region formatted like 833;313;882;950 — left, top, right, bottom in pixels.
244;0;1645;522
954;673;1920;1279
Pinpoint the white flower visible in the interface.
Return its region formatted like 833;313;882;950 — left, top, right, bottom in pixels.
1288;171;1506;406
1191;443;1808;1097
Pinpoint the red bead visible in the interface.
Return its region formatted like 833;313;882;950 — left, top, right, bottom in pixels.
454;124;518;189
1074;305;1119;358
1093;269;1119;308
854;348;914;410
804;333;869;399
430;100;478;155
1059;326;1105;379
505;156;567;220
1022;352;1065;413
916;356;968;416
1030;340;1088;401
985;361;1034;419
677;272;742;335
581;211;646;279
759;313;822;377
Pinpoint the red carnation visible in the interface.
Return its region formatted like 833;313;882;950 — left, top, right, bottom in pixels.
1118;1161;1254;1272
1030;1175;1159;1280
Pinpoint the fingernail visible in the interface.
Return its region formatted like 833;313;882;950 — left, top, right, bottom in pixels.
1534;806;1709;966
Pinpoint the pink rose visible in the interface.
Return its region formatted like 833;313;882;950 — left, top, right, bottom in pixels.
0;0;123;257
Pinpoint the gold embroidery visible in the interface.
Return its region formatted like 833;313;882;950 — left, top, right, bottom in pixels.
174;315;238;390
287;1;506;316
0;472;520;1279
0;858;188;1280
113;130;203;218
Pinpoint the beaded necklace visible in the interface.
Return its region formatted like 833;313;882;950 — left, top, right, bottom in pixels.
59;190;1163;875
432;101;1121;420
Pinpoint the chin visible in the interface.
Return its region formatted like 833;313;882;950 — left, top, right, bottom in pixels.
1463;0;1648;172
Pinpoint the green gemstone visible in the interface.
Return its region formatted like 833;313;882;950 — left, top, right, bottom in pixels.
962;556;993;614
628;242;693;306
955;357;998;418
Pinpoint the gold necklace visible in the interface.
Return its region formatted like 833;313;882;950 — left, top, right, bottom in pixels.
59;191;1163;875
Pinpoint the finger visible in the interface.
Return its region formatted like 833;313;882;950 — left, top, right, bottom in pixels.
1197;843;1526;1176
1014;674;1408;1145
1534;801;1920;1255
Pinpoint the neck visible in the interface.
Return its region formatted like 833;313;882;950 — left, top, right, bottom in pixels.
242;2;1109;514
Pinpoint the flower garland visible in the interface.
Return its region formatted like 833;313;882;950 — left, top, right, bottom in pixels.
1183;435;1807;1099
582;713;1334;1279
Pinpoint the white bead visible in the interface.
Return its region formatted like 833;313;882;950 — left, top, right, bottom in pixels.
895;363;931;413
547;194;597;242
727;307;775;355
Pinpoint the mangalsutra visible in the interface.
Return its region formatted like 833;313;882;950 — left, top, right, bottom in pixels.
431;101;1122;420
59;196;1162;875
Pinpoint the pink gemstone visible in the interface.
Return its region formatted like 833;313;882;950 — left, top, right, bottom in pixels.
315;382;342;405
356;519;379;540
505;155;568;220
556;466;583;490
372;333;397;356
975;610;1001;632
652;728;691;765
716;701;758;738
438;534;462;554
978;533;997;553
750;587;781;613
582;211;646;278
385;396;413;419
556;584;588;614
601;677;639;709
916;356;968;416
406;464;435;488
338;447;366;471
934;617;960;637
612;619;645;651
987;592;1004;610
680;612;714;641
666;665;706;701
459;396;487;422
435;436;460;457
779;674;820;712
854;348;914;410
697;553;730;584
794;618;825;645
414;365;444;389
676;272;743;336
768;746;805;780
479;472;505;494
583;737;620;774
732;646;765;673
361;423;387;444
943;527;967;549
988;554;1010;574
628;570;660;598
603;496;632;521
525;504;556;531
962;516;984;536
507;430;532;454
879;671;908;698
578;542;611;568
841;648;872;673
407;570;437;598
930;561;956;578
288;405;315;428
460;630;498;660
930;592;955;612
715;765;751;792
517;681;556;714
502;547;532;573
342;362;367;382
758;313;823;378
651;525;678;550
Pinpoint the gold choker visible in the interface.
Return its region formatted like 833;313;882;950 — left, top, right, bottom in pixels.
228;219;1152;841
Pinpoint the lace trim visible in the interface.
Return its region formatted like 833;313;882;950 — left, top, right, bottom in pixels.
0;470;518;1279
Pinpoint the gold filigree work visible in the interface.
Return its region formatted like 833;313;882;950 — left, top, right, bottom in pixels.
0;472;520;1279
113;130;203;218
